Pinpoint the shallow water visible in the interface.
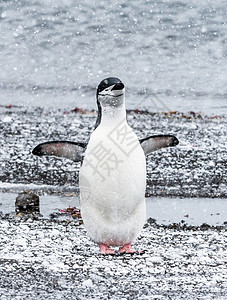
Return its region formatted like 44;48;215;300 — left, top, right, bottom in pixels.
1;192;226;226
0;0;227;114
146;196;227;225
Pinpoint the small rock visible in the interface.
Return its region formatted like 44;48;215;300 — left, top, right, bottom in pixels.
2;116;12;123
82;279;93;288
15;191;40;214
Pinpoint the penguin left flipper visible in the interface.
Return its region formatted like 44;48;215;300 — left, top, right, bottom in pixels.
32;141;87;162
140;135;179;156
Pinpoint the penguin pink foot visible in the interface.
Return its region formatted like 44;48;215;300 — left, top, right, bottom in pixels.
99;243;115;255
118;243;137;254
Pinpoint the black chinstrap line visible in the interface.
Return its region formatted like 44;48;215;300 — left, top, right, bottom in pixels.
98;93;123;98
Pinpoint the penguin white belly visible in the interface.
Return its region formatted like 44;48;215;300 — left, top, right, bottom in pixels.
79;124;146;246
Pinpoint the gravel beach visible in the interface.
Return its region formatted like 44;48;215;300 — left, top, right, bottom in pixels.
0;217;226;299
0;105;226;197
0;105;226;299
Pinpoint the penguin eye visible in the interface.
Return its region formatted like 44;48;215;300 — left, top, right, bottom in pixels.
105;85;115;91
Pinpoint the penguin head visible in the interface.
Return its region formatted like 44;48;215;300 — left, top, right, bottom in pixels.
96;77;125;108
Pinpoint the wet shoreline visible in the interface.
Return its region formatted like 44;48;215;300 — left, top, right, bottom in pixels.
0;192;226;227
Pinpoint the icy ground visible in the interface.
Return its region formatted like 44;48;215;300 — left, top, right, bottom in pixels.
0;217;226;299
0;105;226;197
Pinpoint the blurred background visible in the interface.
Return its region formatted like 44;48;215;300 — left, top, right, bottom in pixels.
0;0;226;114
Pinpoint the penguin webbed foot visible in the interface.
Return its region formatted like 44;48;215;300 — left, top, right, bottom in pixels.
118;243;138;254
99;243;144;255
99;243;116;255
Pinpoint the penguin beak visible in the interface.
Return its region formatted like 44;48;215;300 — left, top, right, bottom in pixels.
111;82;124;91
98;84;124;108
99;84;124;98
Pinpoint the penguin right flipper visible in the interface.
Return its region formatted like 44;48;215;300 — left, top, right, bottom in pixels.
32;141;87;162
140;135;179;156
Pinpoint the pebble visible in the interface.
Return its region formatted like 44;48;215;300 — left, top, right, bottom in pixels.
2;116;12;123
0;106;226;198
0;217;225;299
0;105;226;298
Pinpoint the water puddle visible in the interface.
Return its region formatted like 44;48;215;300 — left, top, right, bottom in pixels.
0;192;226;226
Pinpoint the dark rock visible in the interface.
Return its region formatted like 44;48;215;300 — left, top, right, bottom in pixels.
49;212;61;219
15;191;40;214
147;217;157;224
200;223;211;230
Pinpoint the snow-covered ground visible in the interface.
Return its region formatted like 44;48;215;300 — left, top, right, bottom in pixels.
0;217;226;299
0;105;226;198
0;106;226;299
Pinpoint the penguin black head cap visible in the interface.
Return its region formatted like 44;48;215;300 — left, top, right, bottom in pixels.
95;77;125;128
96;77;124;99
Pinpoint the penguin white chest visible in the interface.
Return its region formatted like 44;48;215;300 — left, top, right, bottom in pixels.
79;121;146;246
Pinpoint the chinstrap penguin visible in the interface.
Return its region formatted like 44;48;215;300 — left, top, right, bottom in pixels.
32;77;179;254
